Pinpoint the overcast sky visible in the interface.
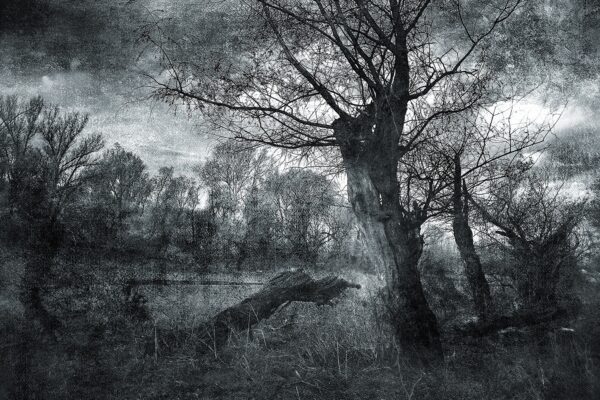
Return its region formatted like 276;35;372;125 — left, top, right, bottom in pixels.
1;0;598;177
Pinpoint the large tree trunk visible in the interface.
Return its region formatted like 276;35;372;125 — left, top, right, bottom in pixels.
452;160;493;322
330;39;442;362
341;152;443;364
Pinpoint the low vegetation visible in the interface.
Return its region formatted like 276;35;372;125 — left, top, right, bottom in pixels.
1;243;599;399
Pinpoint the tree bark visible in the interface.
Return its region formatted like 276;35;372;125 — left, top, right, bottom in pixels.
336;116;443;364
452;160;493;322
322;28;443;363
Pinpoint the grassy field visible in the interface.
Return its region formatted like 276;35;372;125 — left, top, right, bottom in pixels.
1;248;600;399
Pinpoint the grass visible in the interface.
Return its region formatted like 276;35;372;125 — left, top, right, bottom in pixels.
1;248;600;399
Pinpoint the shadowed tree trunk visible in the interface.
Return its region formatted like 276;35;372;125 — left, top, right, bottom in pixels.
452;159;493;322
336;115;443;365
19;223;62;335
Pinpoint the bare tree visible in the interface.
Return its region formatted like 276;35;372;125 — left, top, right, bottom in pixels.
148;167;200;256
10;102;105;333
469;171;584;314
88;143;152;237
38;107;104;233
198;140;272;263
267;168;337;262
429;105;553;322
0;95;45;211
199;141;270;220
148;0;524;362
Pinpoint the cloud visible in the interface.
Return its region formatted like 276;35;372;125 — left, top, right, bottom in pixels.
0;1;221;176
0;68;212;176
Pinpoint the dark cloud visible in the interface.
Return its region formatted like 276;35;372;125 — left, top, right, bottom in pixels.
0;0;52;31
0;0;147;72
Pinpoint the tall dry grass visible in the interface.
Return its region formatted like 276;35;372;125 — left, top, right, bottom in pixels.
1;247;599;399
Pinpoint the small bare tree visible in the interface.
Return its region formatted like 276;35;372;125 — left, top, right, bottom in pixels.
469;171;584;313
0;95;45;212
431;104;553;322
197;140;273;264
38;107;104;233
266;168;337;262
148;167;199;255
88;143;152;238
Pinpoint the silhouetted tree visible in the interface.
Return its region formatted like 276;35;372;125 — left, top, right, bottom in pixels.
198;141;272;263
86;143;152;239
470;171;584;312
1;97;105;333
0;95;45;218
148;167;199;256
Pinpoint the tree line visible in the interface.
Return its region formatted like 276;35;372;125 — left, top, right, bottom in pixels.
0;95;355;267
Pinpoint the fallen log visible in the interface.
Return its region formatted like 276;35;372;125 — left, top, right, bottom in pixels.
454;303;578;338
195;270;360;354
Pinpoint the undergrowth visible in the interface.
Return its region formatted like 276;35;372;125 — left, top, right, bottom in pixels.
1;249;599;399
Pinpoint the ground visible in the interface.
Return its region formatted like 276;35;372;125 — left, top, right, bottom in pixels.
1;247;599;399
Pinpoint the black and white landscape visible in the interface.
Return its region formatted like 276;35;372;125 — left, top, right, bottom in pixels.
1;1;600;399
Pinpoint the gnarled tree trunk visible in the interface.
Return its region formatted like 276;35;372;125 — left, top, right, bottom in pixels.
337;116;443;364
